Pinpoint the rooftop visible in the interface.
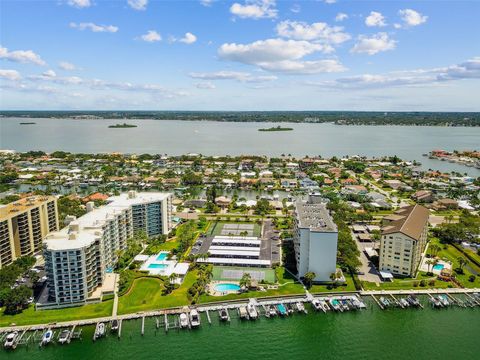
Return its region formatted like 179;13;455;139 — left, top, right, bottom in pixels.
382;204;429;240
295;202;337;232
0;195;56;220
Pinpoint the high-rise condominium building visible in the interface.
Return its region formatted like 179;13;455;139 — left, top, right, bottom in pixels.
0;196;58;268
293;196;338;282
43;191;172;306
379;204;429;277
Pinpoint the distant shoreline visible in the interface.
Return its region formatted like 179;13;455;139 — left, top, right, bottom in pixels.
108;123;137;128
258;126;293;132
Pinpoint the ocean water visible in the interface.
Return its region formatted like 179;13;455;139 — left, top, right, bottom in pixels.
1;118;479;175
4;303;480;360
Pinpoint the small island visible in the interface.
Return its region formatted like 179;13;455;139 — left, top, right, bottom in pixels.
19;122;36;125
108;123;137;129
258;126;293;132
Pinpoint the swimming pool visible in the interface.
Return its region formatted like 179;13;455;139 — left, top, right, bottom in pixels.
148;263;168;270
433;264;445;271
214;283;241;292
156;253;168;261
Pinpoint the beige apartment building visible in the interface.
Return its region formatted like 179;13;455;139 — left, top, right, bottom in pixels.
0;195;59;268
379;204;429;277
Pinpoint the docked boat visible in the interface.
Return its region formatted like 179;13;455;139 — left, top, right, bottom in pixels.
247;304;258;320
41;329;53;346
351;296;366;310
276;303;288;316
430;297;443;308
218;308;229;322
438;295;450;307
311;299;323;311
58;330;70;345
95;322;106;339
407;294;420;307
339;299;350;311
190;309;201;327
399;298;410;308
111;319;119;332
239;306;249;319
296;302;306;313
180;313;189;328
268;305;277;317
4;331;18;349
328;298;342;312
379;297;390;308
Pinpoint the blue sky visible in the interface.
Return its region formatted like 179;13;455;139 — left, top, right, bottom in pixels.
1;0;479;111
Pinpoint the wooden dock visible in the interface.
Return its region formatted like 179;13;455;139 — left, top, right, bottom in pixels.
370;294;384;310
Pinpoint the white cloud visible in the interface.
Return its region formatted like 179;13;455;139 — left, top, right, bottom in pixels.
0;69;21;81
335;13;348;22
398;9;428;27
67;0;91;8
179;32;197;44
0;45;46;65
195;82;216;89
258;59;346;74
200;0;215;6
189;70;277;83
140;30;162;42
128;0;148;11
59;61;77;71
365;11;387;27
351;33;396;55
70;22;118;33
290;4;300;13
276;20;350;45
230;0;277;20
324;0;337;4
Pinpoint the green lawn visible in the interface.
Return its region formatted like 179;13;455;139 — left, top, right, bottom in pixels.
117;271;198;314
146;239;180;254
362;274;451;291
0;300;113;327
310;272;357;293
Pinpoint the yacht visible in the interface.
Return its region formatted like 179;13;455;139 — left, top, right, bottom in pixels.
179;313;189;328
218;308;229;322
111;319;119;332
247;304;258;320
238;306;249;319
296;302;306;313
41;329;53;346
4;331;18;349
311;299;323;311
95;322;106;339
268;305;277;317
58;330;70;345
189;309;201;327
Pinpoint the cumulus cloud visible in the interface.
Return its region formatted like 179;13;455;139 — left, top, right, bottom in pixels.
309;57;480;89
276;20;350;45
59;61;77;71
189;70;277;83
179;32;197;44
230;0;277;19
140;30;161;42
128;0;148;11
70;22;118;33
399;9;428;27
0;69;21;81
0;45;46;66
194;82;216;89
351;33;396;55
335;13;348;22
67;0;91;8
365;11;387;27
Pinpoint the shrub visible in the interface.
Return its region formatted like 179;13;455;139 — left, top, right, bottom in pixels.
419;280;427;287
413;281;419;287
468;275;475;282
428;280;436;286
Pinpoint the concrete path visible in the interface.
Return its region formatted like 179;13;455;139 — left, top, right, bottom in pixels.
112;273;119;317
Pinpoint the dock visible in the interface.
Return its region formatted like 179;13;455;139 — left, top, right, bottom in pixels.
118;320;122;339
141;316;145;336
370;294;384;310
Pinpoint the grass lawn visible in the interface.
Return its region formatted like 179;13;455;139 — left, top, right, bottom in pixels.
310;272;357;293
207;221;261;237
362;274;451;291
146;239;180;254
0;300;113;327
117;271;198;314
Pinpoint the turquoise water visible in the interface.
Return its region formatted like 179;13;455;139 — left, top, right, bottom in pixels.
214;283;241;292
3;303;479;360
147;263;167;270
156;253;168;261
433;264;445;271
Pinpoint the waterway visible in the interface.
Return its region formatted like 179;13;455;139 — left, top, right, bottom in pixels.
1;118;479;175
3;303;480;360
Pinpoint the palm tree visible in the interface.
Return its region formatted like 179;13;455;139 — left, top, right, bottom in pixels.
425;259;435;274
429;244;441;257
457;257;468;273
303;272;316;289
239;273;252;289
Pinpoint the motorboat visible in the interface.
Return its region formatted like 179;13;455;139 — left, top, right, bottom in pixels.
189;309;201;327
111;319;119;332
95;322;106;339
276;303;288;316
430;297;443;308
179;313;189;328
328;298;342;312
407;295;420;307
438;295;450;307
399;298;410;308
41;329;53;346
247;304;258;320
379;297;391;308
58;330;70;345
296;302;306;313
311;299;323;311
239;306;249;319
4;331;18;349
218;308;229;322
268;305;277;317
285;303;294;314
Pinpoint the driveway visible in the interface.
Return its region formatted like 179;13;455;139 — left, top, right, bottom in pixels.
352;230;382;283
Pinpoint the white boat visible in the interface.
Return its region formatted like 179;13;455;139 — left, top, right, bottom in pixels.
296;302;306;313
268;305;277;317
189;309;201;327
247;304;258;320
58;330;70;345
218;308;229;322
311;299;323;311
41;330;53;346
4;331;18;349
95;322;105;338
239;306;249;319
110;319;119;332
179;313;189;328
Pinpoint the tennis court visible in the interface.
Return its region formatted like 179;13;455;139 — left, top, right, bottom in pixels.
208;221;261;237
212;266;275;282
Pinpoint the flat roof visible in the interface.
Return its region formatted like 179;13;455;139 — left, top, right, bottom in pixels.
210;245;260;251
0;195;56;220
198;258;271;266
295;201;337;232
208;249;260;257
211;238;261;246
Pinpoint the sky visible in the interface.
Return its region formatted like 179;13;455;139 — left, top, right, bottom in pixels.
0;0;479;111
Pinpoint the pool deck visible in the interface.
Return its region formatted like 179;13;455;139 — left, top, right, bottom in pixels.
208;281;242;296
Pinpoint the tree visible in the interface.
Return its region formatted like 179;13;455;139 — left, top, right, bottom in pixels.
3;285;32;314
303;272;316;289
457;257;468;273
239;273;252;289
429;244;441;257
